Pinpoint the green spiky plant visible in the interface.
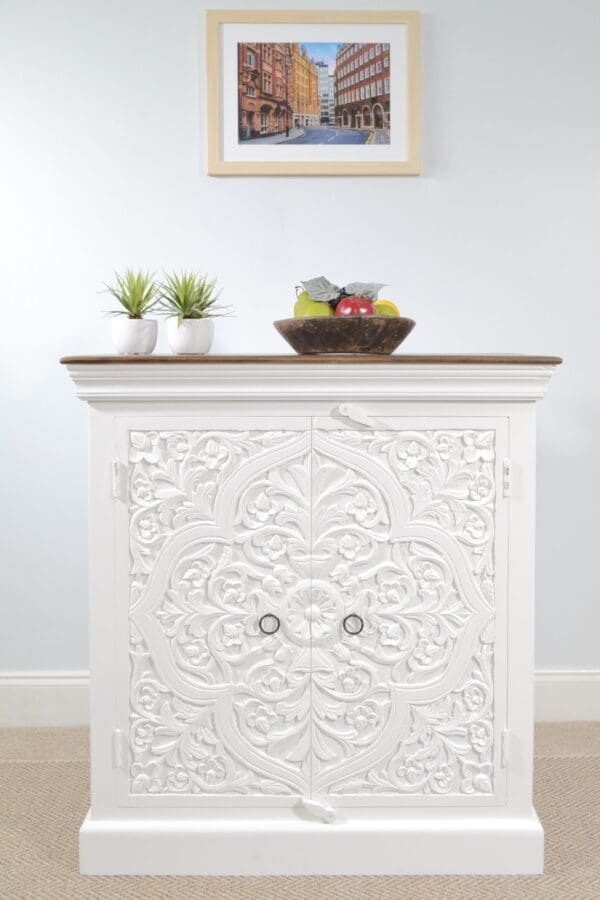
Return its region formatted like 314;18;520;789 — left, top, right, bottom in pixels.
103;269;158;318
157;271;229;324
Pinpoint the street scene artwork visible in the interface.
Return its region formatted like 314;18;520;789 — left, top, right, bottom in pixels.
238;42;391;145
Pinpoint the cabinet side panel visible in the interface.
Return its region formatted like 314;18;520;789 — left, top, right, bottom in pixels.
505;405;538;813
88;407;119;813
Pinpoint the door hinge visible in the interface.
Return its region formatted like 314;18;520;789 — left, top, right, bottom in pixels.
502;458;512;497
112;728;125;769
501;728;510;767
110;460;126;501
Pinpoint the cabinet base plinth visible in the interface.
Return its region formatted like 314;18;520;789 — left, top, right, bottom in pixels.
79;809;544;876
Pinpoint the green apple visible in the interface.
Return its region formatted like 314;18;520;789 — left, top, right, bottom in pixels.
294;291;334;318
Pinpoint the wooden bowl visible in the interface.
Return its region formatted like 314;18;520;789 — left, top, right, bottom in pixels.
273;316;416;356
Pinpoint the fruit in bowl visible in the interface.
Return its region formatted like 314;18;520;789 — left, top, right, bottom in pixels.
335;296;375;317
293;277;404;319
374;299;400;317
276;276;414;354
294;290;334;318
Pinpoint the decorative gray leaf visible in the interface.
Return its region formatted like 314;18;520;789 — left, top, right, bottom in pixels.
343;282;386;300
301;276;341;302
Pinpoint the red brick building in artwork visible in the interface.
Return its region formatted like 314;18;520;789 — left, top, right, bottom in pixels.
238;43;293;140
334;42;390;131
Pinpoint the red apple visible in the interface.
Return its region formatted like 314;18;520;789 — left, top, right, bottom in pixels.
335;296;375;317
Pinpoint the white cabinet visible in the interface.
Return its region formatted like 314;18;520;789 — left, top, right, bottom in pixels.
64;354;559;875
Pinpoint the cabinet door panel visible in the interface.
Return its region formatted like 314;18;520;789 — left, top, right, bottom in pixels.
117;419;312;806
311;422;507;805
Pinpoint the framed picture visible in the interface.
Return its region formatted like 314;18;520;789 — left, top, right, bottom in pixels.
206;10;420;176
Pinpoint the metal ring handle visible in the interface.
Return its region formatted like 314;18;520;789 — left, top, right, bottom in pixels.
259;613;280;635
343;614;364;635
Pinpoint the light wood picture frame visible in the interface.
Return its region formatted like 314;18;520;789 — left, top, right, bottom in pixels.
206;10;420;176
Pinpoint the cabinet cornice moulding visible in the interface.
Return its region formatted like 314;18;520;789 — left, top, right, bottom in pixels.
63;361;559;403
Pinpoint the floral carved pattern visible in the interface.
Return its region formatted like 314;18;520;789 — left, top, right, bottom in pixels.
128;427;498;801
129;429;312;797
129;429;302;576
311;429;496;797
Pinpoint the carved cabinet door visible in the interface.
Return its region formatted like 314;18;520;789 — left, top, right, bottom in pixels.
309;418;508;806
116;417;314;807
114;414;508;810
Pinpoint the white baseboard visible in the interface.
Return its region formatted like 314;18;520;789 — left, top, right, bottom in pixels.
0;670;598;727
0;672;89;727
534;670;600;722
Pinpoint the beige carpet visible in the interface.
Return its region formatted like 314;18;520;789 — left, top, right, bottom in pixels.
0;724;599;899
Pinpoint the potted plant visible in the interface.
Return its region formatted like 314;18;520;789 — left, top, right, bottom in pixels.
104;269;158;355
158;271;228;355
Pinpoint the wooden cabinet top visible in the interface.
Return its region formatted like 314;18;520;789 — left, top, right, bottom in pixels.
61;354;562;365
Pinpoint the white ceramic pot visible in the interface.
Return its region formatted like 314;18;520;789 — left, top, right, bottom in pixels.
111;318;157;355
167;317;214;355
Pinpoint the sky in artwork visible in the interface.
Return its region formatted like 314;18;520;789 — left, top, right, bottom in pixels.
300;42;340;72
